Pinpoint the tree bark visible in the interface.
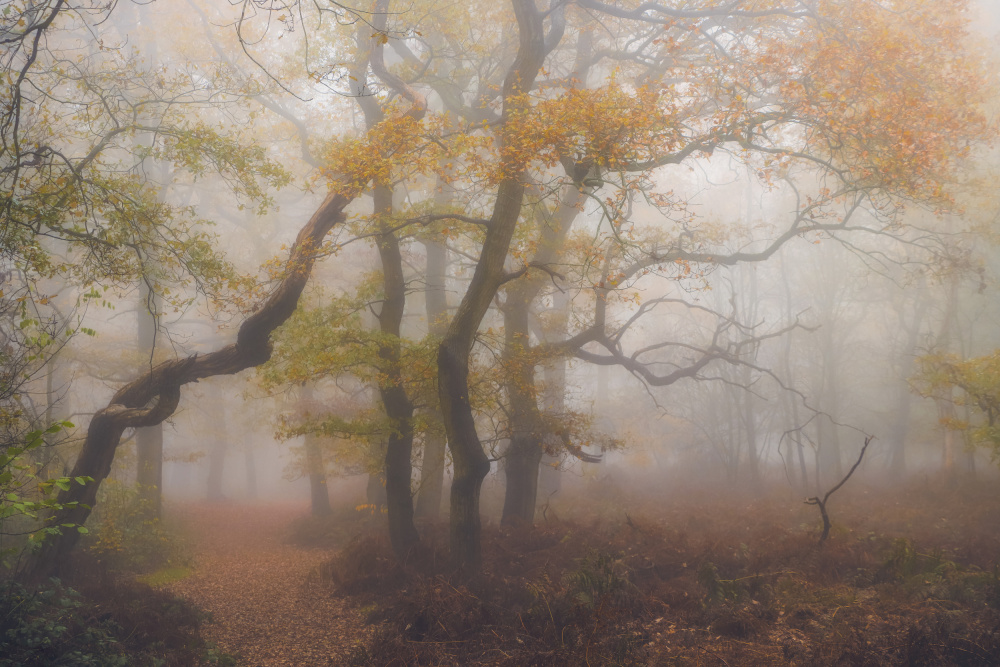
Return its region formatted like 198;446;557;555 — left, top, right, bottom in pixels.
136;426;163;513
501;433;545;525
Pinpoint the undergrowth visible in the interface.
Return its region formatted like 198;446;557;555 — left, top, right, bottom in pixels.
0;574;233;667
1;482;233;666
81;481;186;574
330;479;1000;666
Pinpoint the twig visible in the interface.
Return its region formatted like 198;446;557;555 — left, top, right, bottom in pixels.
805;436;873;543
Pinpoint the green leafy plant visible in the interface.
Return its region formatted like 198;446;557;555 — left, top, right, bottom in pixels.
0;579;130;667
83;481;182;574
564;551;634;611
0;421;93;569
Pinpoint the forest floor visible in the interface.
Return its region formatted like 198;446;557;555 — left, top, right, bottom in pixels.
149;475;1000;666
164;502;369;666
321;473;1000;666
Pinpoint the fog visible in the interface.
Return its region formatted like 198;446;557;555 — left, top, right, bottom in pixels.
3;0;1000;664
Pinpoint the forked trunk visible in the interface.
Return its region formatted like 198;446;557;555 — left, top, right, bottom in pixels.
437;0;546;571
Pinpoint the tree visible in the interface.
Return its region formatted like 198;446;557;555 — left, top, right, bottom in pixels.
305;0;991;570
914;350;1000;460
15;0;995;580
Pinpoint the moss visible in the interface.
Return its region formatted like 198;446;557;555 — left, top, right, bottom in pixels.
136;566;192;588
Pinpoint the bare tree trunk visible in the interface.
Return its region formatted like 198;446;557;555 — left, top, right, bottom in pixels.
304;433;330;516
887;292;928;479
206;440;226;501
136;426;164;513
244;446;258;500
778;253;808;491
499;187;582;526
816;324;844;487
500;299;544;526
537;289;570;500
415;238;448;520
933;275;960;485
940;395;958;480
207;389;227;502
501;436;545;525
374;184;419;556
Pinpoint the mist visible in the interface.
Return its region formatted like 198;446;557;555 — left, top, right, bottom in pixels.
2;0;1000;664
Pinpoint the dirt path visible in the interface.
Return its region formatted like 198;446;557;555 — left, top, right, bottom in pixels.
165;502;367;666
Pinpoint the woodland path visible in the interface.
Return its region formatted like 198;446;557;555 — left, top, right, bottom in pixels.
165;502;367;666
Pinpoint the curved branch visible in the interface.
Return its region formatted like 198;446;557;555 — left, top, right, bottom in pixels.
28;188;352;580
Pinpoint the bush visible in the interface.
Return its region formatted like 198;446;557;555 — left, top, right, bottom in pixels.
0;579;129;667
83;481;182;574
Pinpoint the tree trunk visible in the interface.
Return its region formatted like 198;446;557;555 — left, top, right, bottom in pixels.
374;184;419;556
887;293;928;479
350;12;422;555
501;298;544;526
501;434;545;525
439;2;546;570
816;323;844;487
497;23;591;526
245;446;258;500
416;430;446;519
498;251;542;525
206;442;226;501
304;433;330;516
439;339;493;570
136;284;164;518
414;235;449;520
537;315;568;501
136;426;163;514
778;252;808;491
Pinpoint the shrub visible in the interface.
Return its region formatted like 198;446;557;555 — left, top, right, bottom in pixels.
0;579;129;667
83;481;181;574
